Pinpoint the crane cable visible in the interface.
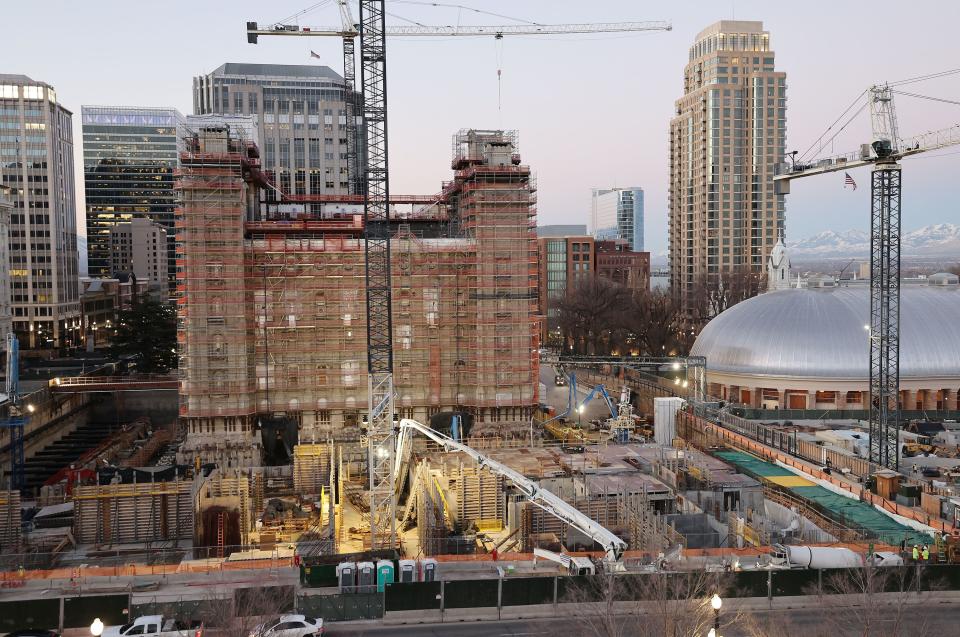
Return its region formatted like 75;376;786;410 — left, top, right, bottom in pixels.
889;67;960;87
798;91;868;162
389;0;542;26
891;90;960;108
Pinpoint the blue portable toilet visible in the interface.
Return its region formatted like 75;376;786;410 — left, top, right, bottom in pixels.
376;559;395;592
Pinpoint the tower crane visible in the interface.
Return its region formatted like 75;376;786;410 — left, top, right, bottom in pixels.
775;85;960;471
1;334;28;490
247;2;671;550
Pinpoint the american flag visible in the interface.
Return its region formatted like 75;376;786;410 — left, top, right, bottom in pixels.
310;50;321;59
844;172;857;190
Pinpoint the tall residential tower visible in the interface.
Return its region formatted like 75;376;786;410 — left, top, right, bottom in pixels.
668;21;786;308
0;75;80;349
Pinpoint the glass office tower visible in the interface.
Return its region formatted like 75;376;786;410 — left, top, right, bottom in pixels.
82;106;186;290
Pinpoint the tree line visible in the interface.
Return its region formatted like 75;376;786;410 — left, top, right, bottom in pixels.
552;266;765;357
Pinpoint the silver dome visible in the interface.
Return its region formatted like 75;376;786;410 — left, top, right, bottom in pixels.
690;286;960;380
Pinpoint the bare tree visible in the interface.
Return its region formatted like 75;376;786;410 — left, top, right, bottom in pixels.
202;585;295;637
562;570;730;637
629;289;691;356
807;564;937;637
555;277;632;355
689;266;766;323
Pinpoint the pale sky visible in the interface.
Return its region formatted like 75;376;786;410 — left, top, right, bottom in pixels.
4;0;959;257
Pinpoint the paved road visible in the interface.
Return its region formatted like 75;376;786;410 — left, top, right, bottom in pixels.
327;601;960;636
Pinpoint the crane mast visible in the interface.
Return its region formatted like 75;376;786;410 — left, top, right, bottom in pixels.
358;0;397;550
775;84;960;471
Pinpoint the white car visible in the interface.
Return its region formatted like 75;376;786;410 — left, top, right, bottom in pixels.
248;614;324;637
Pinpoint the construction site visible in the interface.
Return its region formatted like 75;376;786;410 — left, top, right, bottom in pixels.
4;3;960;635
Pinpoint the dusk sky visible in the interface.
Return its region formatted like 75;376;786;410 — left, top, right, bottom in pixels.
4;0;958;257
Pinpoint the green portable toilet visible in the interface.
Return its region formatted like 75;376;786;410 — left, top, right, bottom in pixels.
376;559;395;592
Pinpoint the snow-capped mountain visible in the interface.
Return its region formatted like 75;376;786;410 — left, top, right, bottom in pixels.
789;224;960;257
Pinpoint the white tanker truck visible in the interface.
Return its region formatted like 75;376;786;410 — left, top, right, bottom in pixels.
770;544;904;569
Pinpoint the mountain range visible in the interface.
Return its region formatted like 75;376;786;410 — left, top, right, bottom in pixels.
788;223;960;258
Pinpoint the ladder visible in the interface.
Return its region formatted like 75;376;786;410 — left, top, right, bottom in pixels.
216;511;225;558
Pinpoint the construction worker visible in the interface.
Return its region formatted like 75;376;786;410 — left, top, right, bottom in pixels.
922;545;930;562
912;545;920;562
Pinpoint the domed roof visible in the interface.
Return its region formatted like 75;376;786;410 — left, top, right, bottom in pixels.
690;285;960;380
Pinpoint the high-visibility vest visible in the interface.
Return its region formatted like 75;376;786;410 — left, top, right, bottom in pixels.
922;548;930;561
913;547;920;560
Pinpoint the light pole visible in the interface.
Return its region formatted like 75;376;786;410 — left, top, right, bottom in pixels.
577;404;584;429
711;593;722;633
90;618;104;636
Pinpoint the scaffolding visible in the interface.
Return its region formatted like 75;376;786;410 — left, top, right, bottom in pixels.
0;490;20;553
177;128;540;465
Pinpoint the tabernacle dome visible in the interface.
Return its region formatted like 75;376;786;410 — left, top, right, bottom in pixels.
690;277;960;411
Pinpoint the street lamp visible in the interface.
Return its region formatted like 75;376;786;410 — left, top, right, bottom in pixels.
710;593;722;632
577;404;584;428
90;618;104;636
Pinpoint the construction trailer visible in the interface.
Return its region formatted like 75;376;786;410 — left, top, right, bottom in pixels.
177;126;540;467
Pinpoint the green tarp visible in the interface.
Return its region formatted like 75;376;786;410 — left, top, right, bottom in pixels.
715;450;931;546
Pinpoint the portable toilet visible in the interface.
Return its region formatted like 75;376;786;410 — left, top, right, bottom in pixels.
336;562;356;592
376;559;395;592
398;559;417;583
421;557;438;582
357;561;376;593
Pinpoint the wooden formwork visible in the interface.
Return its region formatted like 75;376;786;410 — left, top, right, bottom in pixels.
293;444;331;496
73;480;193;545
455;465;504;528
0;490;21;553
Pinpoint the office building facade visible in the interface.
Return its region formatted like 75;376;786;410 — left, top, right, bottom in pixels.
537;235;650;344
0;75;80;349
192;63;359;202
668;20;786;310
590;187;644;252
108;217;168;296
82;106;186;289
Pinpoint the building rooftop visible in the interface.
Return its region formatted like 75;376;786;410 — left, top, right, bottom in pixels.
0;73;39;84
208;63;343;82
692;285;960;380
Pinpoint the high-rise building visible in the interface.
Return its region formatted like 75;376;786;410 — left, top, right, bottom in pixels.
590;187;644;252
0;75;81;349
668;20;786;309
177;126;538;467
192;63;360;204
108;217;168;296
82;106;186;290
